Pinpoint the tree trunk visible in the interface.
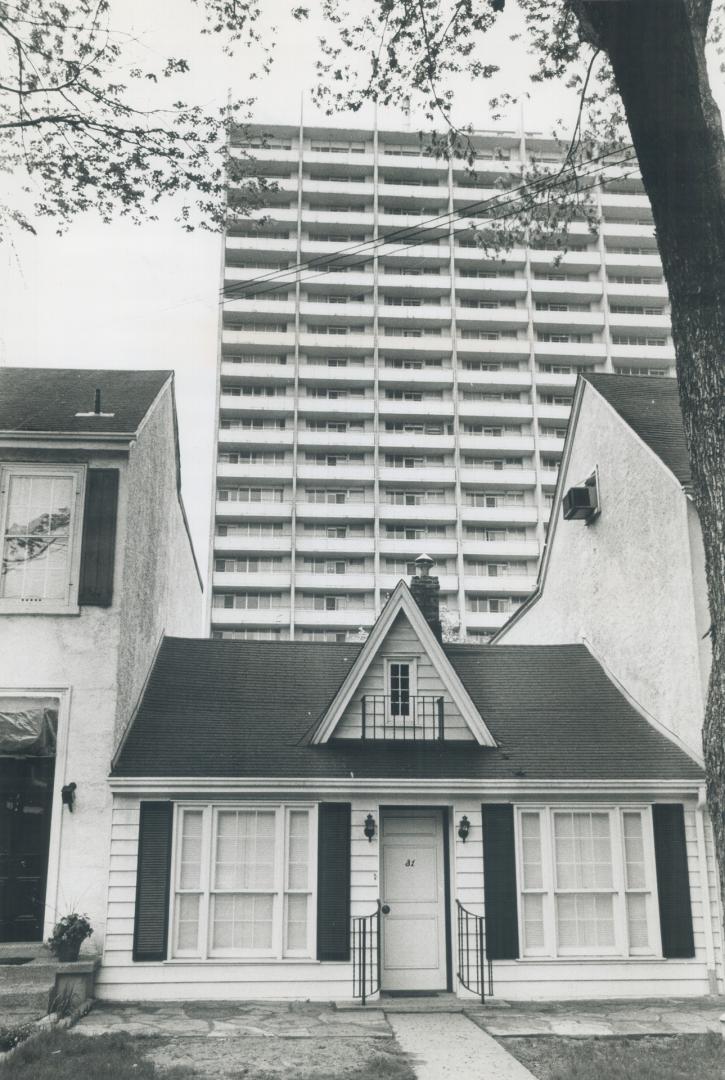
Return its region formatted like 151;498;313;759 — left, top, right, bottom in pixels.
570;0;725;902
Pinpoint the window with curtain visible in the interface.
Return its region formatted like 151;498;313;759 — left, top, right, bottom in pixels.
172;804;315;960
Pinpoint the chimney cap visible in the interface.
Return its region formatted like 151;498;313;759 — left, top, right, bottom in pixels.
415;553;435;576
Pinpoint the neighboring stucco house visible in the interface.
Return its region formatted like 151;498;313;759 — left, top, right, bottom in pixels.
104;560;720;1003
0;368;202;949
494;374;710;759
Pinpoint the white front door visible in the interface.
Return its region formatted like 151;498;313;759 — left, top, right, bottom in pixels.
380;809;448;991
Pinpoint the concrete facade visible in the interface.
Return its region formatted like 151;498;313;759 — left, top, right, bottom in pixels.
0;375;202;950
496;381;710;757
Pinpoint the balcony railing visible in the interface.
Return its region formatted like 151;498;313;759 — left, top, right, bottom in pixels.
352;901;381;1005
361;695;444;741
456;900;493;1003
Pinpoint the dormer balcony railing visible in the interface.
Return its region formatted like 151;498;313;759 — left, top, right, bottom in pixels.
361;695;444;741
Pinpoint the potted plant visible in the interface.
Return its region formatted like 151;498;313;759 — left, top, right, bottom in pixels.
47;913;92;962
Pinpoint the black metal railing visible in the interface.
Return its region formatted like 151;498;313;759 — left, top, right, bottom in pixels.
361;695;444;740
352;900;381;1004
456;900;493;1003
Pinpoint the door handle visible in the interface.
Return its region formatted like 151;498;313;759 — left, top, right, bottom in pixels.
381;904;391;915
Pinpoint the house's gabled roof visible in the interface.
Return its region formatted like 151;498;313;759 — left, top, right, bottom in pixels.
309;580;495;746
111;637;703;782
583;373;691;488
0;367;172;436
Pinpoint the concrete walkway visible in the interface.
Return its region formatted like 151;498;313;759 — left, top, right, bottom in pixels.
389;1012;537;1080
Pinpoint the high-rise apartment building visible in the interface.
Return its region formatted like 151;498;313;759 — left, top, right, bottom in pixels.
208;119;673;642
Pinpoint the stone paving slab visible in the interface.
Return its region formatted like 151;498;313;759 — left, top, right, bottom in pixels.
469;997;725;1038
389;1013;537;1080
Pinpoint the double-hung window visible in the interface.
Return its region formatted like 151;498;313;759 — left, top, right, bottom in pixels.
172;804;316;960
0;464;85;613
386;658;416;718
517;806;659;959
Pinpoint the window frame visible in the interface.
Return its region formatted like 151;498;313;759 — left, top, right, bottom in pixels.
514;804;661;960
0;463;86;615
169;802;317;962
385;656;418;719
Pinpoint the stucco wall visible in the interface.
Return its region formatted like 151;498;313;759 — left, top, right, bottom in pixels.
115;389;202;743
498;387;709;756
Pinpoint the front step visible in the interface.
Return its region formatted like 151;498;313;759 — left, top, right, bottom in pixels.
0;944;60;1021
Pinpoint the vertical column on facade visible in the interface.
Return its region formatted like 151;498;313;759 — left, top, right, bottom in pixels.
289;114;305;639
520;127;548;559
371;113;382;619
595;176;614;374
448;154;467;639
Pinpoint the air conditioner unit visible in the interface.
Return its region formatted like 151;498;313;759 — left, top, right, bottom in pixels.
563;483;598;520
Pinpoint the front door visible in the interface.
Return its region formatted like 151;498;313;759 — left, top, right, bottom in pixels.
380;809;448;992
0;758;55;942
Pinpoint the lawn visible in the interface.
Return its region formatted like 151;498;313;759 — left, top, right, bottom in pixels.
0;1029;416;1080
503;1033;725;1080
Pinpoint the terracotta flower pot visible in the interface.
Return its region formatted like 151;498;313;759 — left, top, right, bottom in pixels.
54;941;81;963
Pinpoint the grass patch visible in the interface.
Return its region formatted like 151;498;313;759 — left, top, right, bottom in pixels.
0;1030;197;1080
503;1033;725;1080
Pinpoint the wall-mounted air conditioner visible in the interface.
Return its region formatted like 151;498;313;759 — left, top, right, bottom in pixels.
562;472;600;521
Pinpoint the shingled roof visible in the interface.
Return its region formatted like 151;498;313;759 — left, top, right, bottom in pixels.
583;374;691;488
112;637;701;782
0;367;172;436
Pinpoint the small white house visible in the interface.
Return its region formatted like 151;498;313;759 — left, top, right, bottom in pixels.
104;561;721;1003
0;367;202;949
494;374;710;759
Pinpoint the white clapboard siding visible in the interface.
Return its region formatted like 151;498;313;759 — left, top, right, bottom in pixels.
336;612;473;739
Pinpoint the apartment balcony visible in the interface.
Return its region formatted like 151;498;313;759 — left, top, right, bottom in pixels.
295;536;374;555
378;367;454;388
294;607;376;628
301;210;375;229
599;193;652;214
213;571;292;590
533;371;578;391
220;394;295;415
455;338;530;361
218;429;294;449
606;282;667;302
532;310;605;331
297;364;373;385
379;433;455;452
231;146;299;165
297;464;374;483
224;299;296;318
379;272;452;295
297;431;375;451
458;401;533;421
211;607;293;627
536;404;572;422
610;342;675;362
460;505;539;526
215;535;292;555
378;503;457;523
378;335;454;355
379;537;458;557
538;435;567;453
296;398;376;417
604;252;663;272
540;469;560;488
462;574;536;594
453;246;527;271
454;276;527;299
461;539;539;559
378;465;456;485
224;267;297;287
378;399;455;419
221;361;292;384
458;434;535;453
601;222;656;242
300;240;372;259
294;572;376;591
378;211;449;231
300;301;374;322
379;573;458;594
377;242;451;264
465;610;512;630
528;249;602;272
454;307;528;329
607;312;671;333
378;152;448;172
301;150;374;168
460;467;537;488
226;237;296;255
302;180;373;198
246;206;299;225
215;500;293;521
530;279;603;302
222;330;297;351
456;369;532;391
533;341;607;363
378;304;453;325
217;463;293;482
378;180;449;200
299;332;373;355
295;501;375;521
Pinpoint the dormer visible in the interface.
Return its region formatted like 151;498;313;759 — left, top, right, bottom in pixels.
310;557;496;746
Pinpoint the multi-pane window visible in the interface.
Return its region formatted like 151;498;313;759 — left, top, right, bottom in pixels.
614;366;670;377
304;488;366;504
218;488;284;503
466;491;525;507
384;454;445;467
305;453;366;466
0;465;84;611
385;525;447;539
462;424;523;436
212;593;282;610
214;557;283;573
612;334;668;347
171;805;314;959
217;522;286;537
389;661;412;716
516;807;659;958
302;558;364;575
464;526;526;540
218;452;286;464
468;596;521;613
385;490;446;506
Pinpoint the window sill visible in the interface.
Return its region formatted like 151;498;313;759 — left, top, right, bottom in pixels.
507;955;669;964
160;957;326;966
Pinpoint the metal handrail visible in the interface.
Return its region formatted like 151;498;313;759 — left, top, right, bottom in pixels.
352;899;381;1004
361;695;444;740
456;899;492;1003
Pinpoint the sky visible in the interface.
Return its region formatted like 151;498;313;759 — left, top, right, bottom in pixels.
1;2;722;581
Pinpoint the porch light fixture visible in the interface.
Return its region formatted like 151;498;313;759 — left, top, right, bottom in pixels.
363;814;376;842
458;815;471;842
61;782;77;812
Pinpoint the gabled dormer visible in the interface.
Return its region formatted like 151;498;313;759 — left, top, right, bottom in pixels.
310;556;496;746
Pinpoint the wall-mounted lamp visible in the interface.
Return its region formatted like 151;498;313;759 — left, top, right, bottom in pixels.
363;813;376;842
458;815;471;842
61;782;77;812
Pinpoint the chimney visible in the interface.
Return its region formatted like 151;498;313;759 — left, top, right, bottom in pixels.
410;553;442;643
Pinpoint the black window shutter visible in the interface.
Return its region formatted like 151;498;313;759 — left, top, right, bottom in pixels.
133;801;174;962
652;804;695;959
78;468;119;607
317;802;351;961
482;803;520;960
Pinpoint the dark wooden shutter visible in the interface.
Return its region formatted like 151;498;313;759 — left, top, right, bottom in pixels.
78;468;119;607
482;803;519;960
133;801;174;962
652;803;695;958
317;802;351;961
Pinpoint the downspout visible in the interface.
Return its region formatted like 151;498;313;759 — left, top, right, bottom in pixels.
695;785;719;993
